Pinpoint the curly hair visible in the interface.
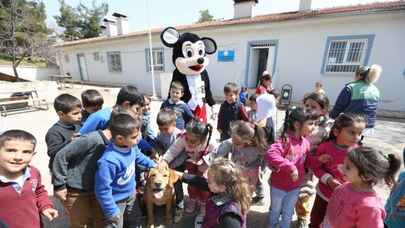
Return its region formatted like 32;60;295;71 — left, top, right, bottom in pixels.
209;158;252;214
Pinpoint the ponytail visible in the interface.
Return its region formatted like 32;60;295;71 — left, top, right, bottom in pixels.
205;123;213;150
356;64;382;84
281;108;291;143
253;124;268;155
384;153;401;187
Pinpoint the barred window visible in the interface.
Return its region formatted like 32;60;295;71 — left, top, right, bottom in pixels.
107;51;122;72
145;48;164;72
322;35;374;74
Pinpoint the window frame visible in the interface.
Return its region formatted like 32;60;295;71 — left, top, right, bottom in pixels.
321;34;375;75
145;47;165;72
107;51;122;73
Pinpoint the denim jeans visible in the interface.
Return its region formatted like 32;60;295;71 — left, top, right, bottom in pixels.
268;186;300;228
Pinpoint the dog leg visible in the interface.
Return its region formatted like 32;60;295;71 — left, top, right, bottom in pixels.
147;199;155;228
165;196;173;225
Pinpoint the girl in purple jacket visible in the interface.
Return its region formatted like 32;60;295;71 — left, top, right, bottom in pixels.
266;107;318;228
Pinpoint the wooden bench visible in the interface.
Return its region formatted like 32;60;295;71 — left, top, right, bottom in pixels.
49;74;74;89
0;90;49;117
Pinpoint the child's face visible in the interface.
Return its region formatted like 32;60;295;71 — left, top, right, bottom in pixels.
0;140;36;179
115;128;141;148
170;88;183;102
84;105;101;114
207;170;226;193
249;101;257;111
304;98;325;116
59;107;82;124
334;122;365;147
142;99;151;114
340;158;362;185
262;78;271;87
185;133;202;150
298;119;316;137
225;92;237;103
159;123;176;135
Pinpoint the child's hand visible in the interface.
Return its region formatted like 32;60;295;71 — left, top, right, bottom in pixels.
318;154;332;163
72;132;81;139
42;208;58;221
54;188;67;201
291;168;299;182
327;177;341;190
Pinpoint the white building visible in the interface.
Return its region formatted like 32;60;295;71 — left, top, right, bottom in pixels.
53;0;405;112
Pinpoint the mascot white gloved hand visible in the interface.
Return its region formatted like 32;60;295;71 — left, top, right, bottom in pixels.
160;27;217;122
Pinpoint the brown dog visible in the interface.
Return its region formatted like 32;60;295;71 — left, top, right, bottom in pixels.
145;165;179;227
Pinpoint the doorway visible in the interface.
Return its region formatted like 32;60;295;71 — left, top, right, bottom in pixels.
77;53;89;81
245;40;278;88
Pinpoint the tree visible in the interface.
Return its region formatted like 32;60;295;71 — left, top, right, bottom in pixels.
197;9;214;23
54;0;108;40
54;0;81;40
0;0;50;81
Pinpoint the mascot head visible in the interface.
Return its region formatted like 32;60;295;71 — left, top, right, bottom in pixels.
160;27;217;75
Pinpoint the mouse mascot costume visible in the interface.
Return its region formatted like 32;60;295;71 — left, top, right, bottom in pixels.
160;27;217;123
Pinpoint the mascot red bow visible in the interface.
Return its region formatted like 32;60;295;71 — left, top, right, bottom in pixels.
160;27;217;123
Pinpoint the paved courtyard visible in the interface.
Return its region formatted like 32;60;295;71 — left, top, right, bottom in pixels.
1;84;404;227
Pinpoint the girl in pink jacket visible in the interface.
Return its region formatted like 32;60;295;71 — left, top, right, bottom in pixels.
266;107;318;228
322;146;401;228
309;113;366;228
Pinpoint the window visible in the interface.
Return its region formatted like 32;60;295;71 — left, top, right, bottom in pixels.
107;51;122;72
93;52;100;61
322;35;375;74
145;48;164;72
64;54;69;62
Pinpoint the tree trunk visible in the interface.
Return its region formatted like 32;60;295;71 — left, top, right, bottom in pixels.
11;0;20;82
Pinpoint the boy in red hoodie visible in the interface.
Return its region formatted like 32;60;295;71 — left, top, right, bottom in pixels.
0;130;58;228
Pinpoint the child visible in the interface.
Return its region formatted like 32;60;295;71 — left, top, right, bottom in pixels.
217;82;248;141
80;85;143;134
247;94;258;123
141;95;157;142
153;110;182;155
46;93;82;170
330;65;382;135
176;158;251;228
52;111;131;227
0;130;58;227
162;120;216;223
81;89;104;123
161;81;194;130
205;121;267;191
385;147;405;228
295;92;332;227
95;113;156;228
266;107;318;228
256;70;278;97
314;82;326;95
309;113;366;228
323;147;401;228
239;86;248;106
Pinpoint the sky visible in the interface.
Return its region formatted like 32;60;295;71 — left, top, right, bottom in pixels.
43;0;396;33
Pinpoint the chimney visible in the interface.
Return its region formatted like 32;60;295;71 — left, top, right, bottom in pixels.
113;12;129;36
299;0;312;11
100;25;107;37
233;0;258;19
103;18;117;37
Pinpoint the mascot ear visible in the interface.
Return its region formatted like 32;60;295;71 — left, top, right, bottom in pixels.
161;27;179;47
201;37;217;54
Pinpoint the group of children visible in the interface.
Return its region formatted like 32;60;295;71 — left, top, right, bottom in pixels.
0;65;404;228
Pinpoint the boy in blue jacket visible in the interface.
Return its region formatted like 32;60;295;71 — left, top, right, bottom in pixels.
95;113;156;227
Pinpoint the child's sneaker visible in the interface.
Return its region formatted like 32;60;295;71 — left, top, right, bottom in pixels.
185;199;197;213
194;214;204;228
174;207;183;223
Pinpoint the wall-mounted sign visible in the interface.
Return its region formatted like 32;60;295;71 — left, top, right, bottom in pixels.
218;50;235;62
